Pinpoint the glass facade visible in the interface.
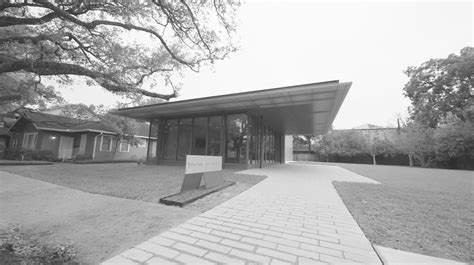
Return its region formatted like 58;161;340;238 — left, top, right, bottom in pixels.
163;119;178;160
157;113;282;167
192;117;207;155
225;114;247;164
147;119;159;160
208;116;222;156
248;115;259;165
177;118;192;161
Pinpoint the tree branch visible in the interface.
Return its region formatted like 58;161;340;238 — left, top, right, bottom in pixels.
0;95;22;105
0;57;177;100
0;12;58;27
35;0;194;68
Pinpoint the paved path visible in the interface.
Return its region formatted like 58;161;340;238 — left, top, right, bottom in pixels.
102;163;382;264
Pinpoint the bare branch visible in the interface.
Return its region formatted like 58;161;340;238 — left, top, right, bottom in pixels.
0;56;177;100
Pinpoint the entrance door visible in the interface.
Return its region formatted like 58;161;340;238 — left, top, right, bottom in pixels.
78;134;87;155
58;136;74;159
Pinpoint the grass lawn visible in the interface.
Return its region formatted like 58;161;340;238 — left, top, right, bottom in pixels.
1;163;266;263
1;163;266;211
328;162;473;263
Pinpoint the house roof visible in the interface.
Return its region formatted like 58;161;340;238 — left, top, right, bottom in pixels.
42;106;101;121
115;80;351;135
12;112;155;139
13;112;119;134
352;124;384;130
352;124;397;130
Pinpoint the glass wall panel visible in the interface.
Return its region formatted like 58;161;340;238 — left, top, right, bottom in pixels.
163;119;178;160
192;117;207;155
249;115;259;164
225;114;247;163
177;118;192;161
147;119;159;161
270;131;274;162
264;127;270;163
207;116;222;156
275;133;280;162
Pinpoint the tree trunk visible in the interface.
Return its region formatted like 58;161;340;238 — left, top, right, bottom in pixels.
112;137;120;160
408;154;414;167
414;154;430;168
371;154;377;165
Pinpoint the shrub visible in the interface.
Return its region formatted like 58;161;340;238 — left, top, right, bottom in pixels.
2;149;55;161
2;148;22;160
73;154;89;161
33;150;56;161
0;227;77;264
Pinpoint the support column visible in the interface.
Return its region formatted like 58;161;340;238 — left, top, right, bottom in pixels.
259;116;263;168
284;135;293;163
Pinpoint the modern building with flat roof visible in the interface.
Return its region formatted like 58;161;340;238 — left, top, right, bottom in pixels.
116;80;351;168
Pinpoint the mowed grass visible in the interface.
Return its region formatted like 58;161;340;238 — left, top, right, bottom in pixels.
1;163;266;208
330;163;473;263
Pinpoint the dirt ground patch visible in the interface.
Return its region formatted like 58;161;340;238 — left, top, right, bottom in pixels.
326;162;473;263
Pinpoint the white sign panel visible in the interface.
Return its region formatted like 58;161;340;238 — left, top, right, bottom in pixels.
185;155;222;174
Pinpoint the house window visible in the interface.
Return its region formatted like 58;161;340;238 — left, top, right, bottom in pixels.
10;138;18;149
22;133;37;150
119;139;130;152
100;135;112;151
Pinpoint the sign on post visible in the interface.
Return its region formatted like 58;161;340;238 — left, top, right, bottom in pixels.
180;155;223;192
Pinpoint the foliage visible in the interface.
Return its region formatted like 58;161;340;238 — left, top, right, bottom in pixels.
3;149;56;161
360;131;396;165
2;148;21;160
433;113;474;161
0;0;239;103
394;121;436;167
0;73;64;114
0;226;77;264
403;47;474;128
51;103;107;120
318;130;366;158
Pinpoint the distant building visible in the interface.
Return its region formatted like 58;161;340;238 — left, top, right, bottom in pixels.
350;123;398;141
6;112;156;161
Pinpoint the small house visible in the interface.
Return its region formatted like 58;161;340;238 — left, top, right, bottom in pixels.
7;112;156;161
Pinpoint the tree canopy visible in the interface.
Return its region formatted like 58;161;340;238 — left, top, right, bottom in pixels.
0;72;64;114
0;0;239;104
403;47;473;127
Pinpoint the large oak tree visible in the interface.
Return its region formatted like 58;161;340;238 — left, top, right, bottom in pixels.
0;0;239;105
403;47;473;128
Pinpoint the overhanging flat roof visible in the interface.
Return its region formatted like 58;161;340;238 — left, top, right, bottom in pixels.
116;80;351;135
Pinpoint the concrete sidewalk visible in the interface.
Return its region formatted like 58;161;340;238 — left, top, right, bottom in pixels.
102;163;382;264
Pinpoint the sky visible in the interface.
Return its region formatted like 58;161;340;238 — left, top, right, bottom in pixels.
59;0;473;129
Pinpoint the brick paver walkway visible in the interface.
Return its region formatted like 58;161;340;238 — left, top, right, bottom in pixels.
102;163;382;264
